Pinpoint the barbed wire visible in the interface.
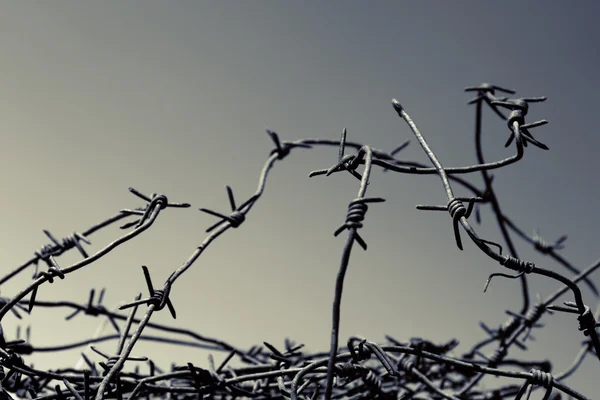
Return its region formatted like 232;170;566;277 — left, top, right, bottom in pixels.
0;82;598;399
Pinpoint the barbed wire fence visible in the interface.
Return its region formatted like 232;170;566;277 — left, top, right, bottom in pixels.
0;82;598;400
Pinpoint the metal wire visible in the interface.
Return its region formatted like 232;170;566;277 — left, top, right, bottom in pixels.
0;83;598;400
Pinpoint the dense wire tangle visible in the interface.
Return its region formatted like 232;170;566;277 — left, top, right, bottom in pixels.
0;83;598;400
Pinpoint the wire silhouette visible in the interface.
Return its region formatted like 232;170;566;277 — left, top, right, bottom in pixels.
0;83;598;400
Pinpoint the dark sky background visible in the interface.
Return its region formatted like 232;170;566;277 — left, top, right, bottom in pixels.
1;1;599;397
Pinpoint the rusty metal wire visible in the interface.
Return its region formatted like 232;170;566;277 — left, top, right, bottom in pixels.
0;83;598;400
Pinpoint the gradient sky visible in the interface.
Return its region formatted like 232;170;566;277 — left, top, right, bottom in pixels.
1;1;599;397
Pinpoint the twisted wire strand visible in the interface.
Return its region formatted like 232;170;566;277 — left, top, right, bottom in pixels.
392;93;599;394
1;85;598;400
0;191;176;321
501;217;598;296
470;88;533;320
514;369;554;400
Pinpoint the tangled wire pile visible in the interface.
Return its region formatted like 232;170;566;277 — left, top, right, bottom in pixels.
0;83;598;400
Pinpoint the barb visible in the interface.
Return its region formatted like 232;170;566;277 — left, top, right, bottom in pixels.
502;217;598;297
416;197;483;250
0;188;186;322
490;98;549;150
119;266;176;319
199;186;249;233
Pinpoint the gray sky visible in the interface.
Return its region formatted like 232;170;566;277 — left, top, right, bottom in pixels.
1;1;599;396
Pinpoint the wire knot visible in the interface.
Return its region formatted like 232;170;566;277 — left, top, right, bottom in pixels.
151;194;169;210
465;82;515;95
505;300;547;342
28;261;66;312
490;97;549;150
147;289;167;308
484;256;535;293
308;131;367;181
85;305;101;317
34;244;59;263
0;351;25;391
5;339;33;356
362;369;383;391
505;301;547;342
334;362;362;378
227;210;245;228
532;230;567;254
119;266;177;319
417;197;482;250
514;369;554;400
577;306;597;337
501;255;535;274
529;369;553;389
270;143;292;160
334;197;385;251
60;232;91;258
36;266;65;284
465;82;515;119
200;186;255;233
523;303;546;327
446;198;473;251
0;351;25;389
125;188;190;229
485;346;507;366
91;346;148;377
447;198;467;220
507;109;526;128
266;129;292;160
397;354;416;378
343;201;367;229
102;356;121;374
35;230;91;261
533;238;553;254
347;339;372;363
3;351;24;367
501;317;521;337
